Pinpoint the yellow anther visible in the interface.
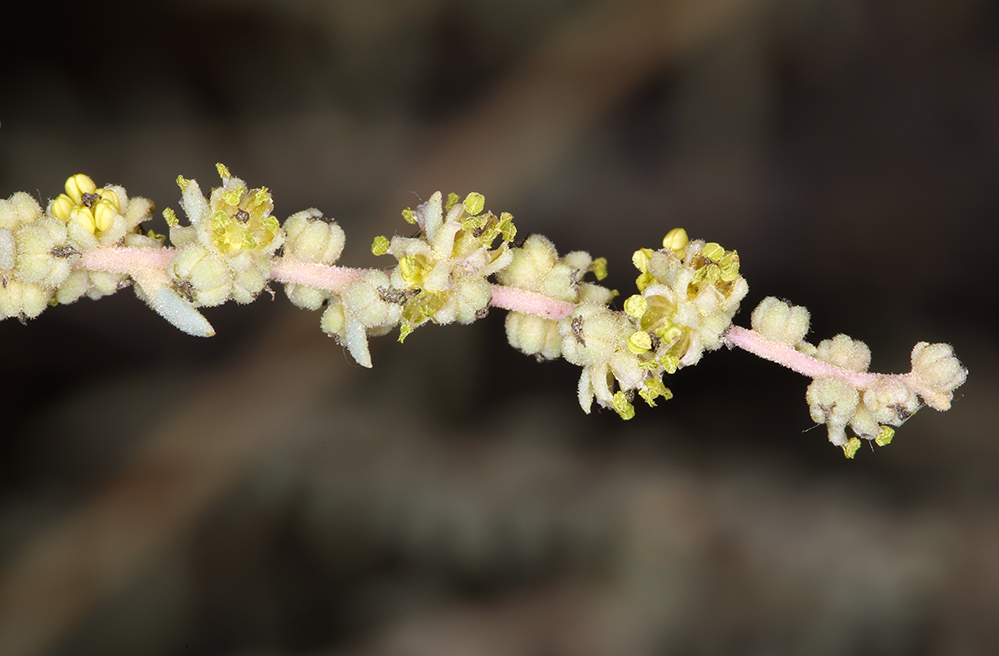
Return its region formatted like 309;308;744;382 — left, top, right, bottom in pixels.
401;207;416;225
222;186;243;207
638;379;672;407
692;263;720;286
93;199;117;232
262;215;279;234
445;192;460;212
702;242;725;262
398;321;414;343
176;175;190;191
74;207;97;234
662;227;688;253
875;425;894;447
636;271;655;292
98;188;120;211
463;192;485;216
498;212;516;241
718;251;740;282
216;163;231;179
612;391;635;420
163;207;179;227
50;194;75;221
591;257;608;281
656;323;684;344
65;174;96;204
371;235;390;256
623;294;648;319
658;354;679;374
842;437;862;459
632;248;653;273
627;330;652;354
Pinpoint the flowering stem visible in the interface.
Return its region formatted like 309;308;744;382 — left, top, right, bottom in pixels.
67;247;912;393
725;325;882;388
74;247;578;319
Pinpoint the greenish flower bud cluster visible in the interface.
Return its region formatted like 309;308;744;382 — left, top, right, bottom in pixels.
1;175;159;322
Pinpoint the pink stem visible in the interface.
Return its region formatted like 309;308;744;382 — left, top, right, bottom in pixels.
75;246;175;274
725;325;885;388
268;258;367;292
489;285;575;320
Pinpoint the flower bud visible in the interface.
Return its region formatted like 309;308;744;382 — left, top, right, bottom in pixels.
848;403;880;440
751;297;810;345
343;271;400;329
496;234;558;289
0;228;15;271
14;217;73;287
814;334;871;372
910;342;967;409
1;192;43;230
505;312;561;360
559;303;623;367
283;209;345;265
806;376;860;446
320;297;346;336
286;284;328;311
0;279;52;320
450;277;492;324
862;378;919;425
538;263;577;302
170;244;233;307
229;251;271;304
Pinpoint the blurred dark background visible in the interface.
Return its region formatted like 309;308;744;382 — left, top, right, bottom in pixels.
1;0;997;654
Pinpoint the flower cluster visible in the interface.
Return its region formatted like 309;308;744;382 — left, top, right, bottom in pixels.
497;228;748;419
750;297;968;457
0;175;158;321
317;191;520;367
2;168;968;459
165;164;283;307
497;233;612;361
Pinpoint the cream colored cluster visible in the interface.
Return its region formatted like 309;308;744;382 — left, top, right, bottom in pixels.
164;164;283;307
316;191;519;368
628;228;749;370
494;233;666;419
282;208;346;311
0;175;158;322
320;270;402;369
752;297;968;458
379;191;516;331
496;229;746;419
496;233;612;361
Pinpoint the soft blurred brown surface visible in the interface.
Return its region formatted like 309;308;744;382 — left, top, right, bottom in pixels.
1;1;997;654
